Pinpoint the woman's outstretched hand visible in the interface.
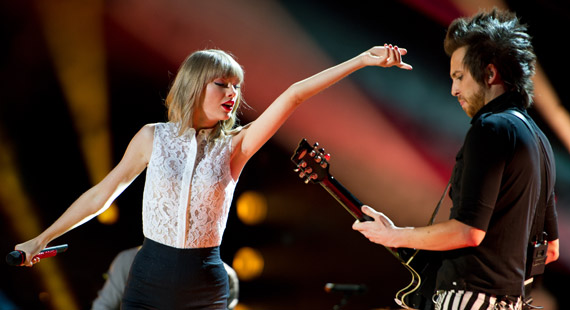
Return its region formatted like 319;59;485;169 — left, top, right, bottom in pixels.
362;44;413;70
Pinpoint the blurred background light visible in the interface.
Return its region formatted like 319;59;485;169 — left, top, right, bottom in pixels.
237;191;268;226
232;247;265;282
1;0;568;309
96;204;119;225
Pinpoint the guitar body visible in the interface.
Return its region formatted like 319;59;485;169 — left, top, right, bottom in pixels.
397;249;441;309
291;138;438;309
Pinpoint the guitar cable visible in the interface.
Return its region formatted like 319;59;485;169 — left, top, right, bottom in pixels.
394;179;452;309
404;178;451;265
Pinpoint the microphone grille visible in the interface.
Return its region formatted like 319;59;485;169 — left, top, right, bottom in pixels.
6;251;24;266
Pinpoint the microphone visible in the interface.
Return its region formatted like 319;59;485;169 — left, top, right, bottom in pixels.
324;283;367;295
6;244;68;266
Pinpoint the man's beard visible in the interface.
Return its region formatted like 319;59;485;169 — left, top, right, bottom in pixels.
464;87;486;117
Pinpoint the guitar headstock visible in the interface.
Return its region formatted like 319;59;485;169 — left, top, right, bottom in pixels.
291;138;331;184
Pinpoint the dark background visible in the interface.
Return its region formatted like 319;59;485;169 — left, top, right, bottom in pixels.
1;0;569;309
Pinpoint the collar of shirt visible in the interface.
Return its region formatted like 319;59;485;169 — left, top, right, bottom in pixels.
470;91;526;125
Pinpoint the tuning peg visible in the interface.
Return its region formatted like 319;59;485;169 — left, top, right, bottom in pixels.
314;155;322;163
294;160;306;172
310;143;320;157
295;160;307;170
319;153;330;168
304;173;318;184
298;171;306;178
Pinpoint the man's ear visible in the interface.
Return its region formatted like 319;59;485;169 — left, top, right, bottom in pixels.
486;64;500;85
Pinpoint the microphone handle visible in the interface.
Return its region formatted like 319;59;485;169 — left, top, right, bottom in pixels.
6;244;68;266
35;244;68;260
36;248;62;259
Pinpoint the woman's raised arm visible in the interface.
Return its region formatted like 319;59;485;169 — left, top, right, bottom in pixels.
230;44;411;178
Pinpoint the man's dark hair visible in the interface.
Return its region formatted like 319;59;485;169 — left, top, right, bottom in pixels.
444;8;536;107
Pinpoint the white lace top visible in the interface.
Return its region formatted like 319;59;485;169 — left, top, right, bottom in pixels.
142;122;237;248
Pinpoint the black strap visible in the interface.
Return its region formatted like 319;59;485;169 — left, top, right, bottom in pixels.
427;178;451;226
504;110;547;242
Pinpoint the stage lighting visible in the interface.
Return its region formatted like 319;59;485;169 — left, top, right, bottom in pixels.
232;247;264;281
236;191;268;225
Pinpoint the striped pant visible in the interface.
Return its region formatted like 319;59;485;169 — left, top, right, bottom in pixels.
433;290;522;310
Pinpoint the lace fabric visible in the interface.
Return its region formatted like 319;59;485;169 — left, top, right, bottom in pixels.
142;122;237;248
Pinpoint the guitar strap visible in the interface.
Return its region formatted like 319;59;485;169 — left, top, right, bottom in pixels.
427;178;451;226
504;109;550;310
504;109;547;246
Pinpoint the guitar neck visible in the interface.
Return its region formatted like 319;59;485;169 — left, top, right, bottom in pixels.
320;176;406;262
290;138;427;306
320;176;373;222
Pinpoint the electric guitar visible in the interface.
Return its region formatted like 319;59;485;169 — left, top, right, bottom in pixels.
291;138;439;309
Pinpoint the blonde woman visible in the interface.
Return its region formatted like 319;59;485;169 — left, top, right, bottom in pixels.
14;45;411;309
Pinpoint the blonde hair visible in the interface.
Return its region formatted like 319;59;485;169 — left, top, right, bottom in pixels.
165;49;245;139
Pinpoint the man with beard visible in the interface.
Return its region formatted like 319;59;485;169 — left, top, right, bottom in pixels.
353;9;559;310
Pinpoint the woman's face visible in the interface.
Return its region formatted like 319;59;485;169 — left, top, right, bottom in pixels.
195;76;240;129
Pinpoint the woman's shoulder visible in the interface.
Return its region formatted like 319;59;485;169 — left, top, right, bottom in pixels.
129;123;158;147
144;122;170;129
141;122;178;136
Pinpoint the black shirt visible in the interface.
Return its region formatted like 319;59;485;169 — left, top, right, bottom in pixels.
435;92;559;296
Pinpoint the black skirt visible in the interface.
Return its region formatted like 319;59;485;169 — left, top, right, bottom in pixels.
121;238;229;310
